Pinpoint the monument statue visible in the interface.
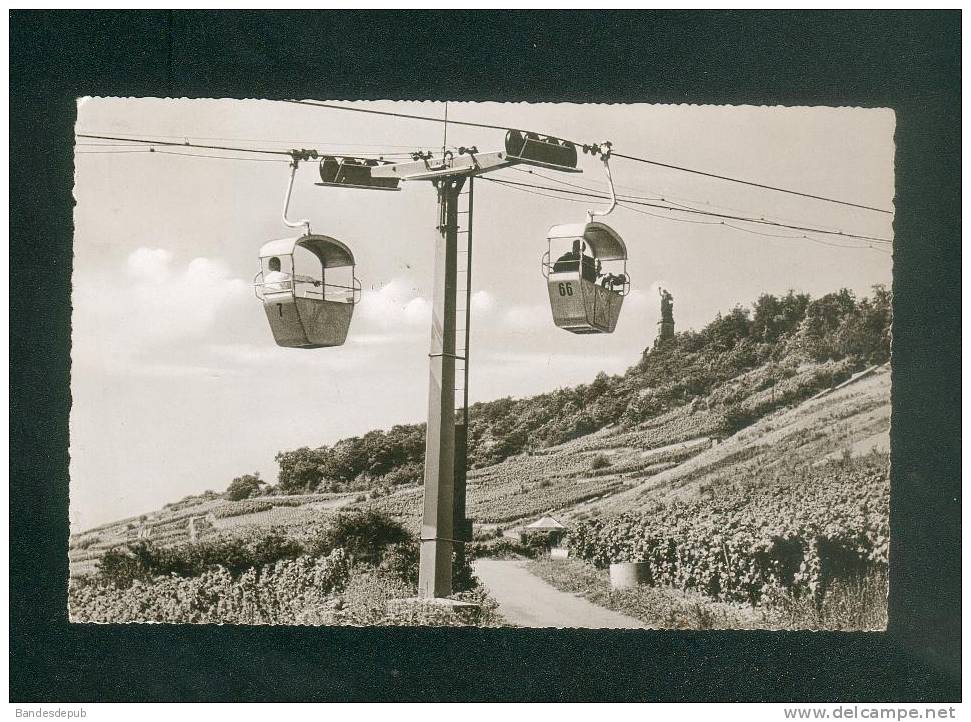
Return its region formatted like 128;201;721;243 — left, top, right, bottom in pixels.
659;287;674;323
655;287;675;345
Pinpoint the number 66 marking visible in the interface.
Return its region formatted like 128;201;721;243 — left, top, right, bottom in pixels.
558;282;574;297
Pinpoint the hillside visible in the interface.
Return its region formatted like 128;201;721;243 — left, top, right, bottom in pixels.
70;286;890;570
68;286;892;628
267;286;890;491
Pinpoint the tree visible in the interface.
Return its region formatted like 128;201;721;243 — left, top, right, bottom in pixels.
703;306;752;351
797;289;858;360
751;293;782;342
834;285;892;364
275;447;325;493
225;472;265;501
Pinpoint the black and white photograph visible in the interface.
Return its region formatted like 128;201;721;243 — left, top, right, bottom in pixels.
11;9;961;707
68;98;895;630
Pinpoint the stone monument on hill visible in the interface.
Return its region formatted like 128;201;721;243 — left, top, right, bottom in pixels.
655;287;675;346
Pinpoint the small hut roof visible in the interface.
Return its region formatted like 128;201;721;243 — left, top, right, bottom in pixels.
525;515;566;530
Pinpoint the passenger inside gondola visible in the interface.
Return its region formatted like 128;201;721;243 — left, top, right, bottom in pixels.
553;240;597;282
600;272;625;291
552;239;581;272
263;256;320;294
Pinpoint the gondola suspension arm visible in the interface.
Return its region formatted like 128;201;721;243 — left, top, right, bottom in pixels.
586;142;616;223
282;157;312;235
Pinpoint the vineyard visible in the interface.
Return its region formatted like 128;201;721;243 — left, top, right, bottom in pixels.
71;362;890;583
569;455;889;611
68;490;365;576
70;551;351;624
69;512;502;626
596;364;892;511
68;287;892;628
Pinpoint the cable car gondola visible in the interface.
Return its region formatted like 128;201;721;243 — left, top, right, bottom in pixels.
254;161;362;349
541;149;630;334
543;222;629;334
254;234;361;348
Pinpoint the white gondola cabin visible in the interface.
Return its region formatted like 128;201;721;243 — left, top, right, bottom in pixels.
542;221;629;334
254;234;361;348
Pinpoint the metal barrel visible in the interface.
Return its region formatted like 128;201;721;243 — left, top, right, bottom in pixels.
609;561;650;590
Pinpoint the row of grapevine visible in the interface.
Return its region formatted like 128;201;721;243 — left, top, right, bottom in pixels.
212;500;274;518
569;457;889;606
361;488;423;520
469;479;626;524
69;551;350;624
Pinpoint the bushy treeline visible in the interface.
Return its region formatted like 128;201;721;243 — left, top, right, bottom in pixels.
250;286;890;496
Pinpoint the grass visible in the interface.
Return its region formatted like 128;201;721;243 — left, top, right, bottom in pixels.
759;570;888;631
526;558;762;630
525;558;887;631
339;569;507;627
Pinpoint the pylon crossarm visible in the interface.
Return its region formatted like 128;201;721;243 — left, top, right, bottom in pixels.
370;149;582;182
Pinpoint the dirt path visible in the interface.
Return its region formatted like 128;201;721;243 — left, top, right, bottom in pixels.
473;559;647;629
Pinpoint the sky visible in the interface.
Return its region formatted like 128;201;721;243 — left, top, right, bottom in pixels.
70;99;895;531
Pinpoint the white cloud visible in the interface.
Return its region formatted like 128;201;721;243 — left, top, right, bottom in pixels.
470;290;496;315
126;247;173;283
402;296;431;325
355;279;499;331
356;277;431;330
502;302;551;331
624;287;654;315
207;341;380;373
72;247;252;375
127;252;250;343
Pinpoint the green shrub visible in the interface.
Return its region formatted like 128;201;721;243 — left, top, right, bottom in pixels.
453;552;477;592
381;461;423;486
97;528;305;585
471;526;500;542
97;543;155;589
378;542;420;588
383;587;505;627
307;510;412;563
466;537;536;560
569;457;889;607
590;453;612;471
718;404;759;435
341;569;414;625
224;472;265;501
339;568;503;627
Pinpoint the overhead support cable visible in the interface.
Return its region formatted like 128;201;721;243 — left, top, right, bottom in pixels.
284;99;518;134
508;166;869;235
77;133;293;156
78;147;289;163
480;177;892;245
610;151;893;215
486;176;885;252
285;99;893;215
